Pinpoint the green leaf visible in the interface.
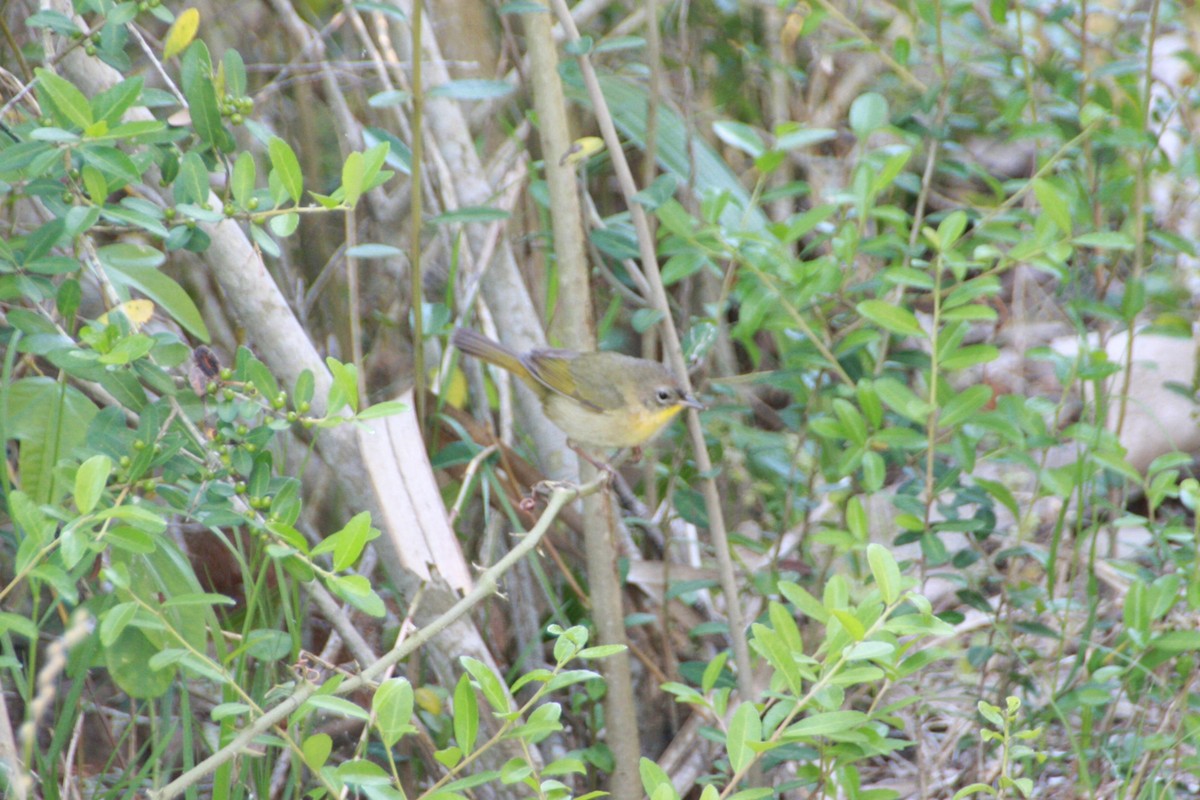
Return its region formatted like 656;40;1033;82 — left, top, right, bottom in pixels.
575;644;626;660
174;151;210;206
0;140;53;176
429;206;510;224
358;140;390;188
94;504;166;532
873;377;932;423
82;164;109;206
1032;178;1071;236
324;357;359;414
1073;231;1135;250
507;701;562;743
774;126;837;151
845;640;895;661
293;370;315;409
545;669;602;691
749;622;803;694
25;10;83;36
269;212;300;237
783;710;869;739
347;244;403;259
429;79;515;100
246;356;279;399
936;210;968;248
373;678;415;748
99;333;155;366
163;592;235;608
778;581;829;623
712;120;765;158
728;789;774;800
211;702;251;721
857;300;925;338
453;673;479;753
307;695;371;721
1148;630;1200;652
243;628;291;660
726;702;762;774
870;147;914;194
356;400;408;421
336;759;391;786
268;137;303;203
564;34;594;55
882;266;935;289
938;384;993;429
223;48;248;97
368;89;411;107
35;68;93;129
74;454;112;514
302;733;333;770
106;626;175;699
941;303;998;322
459;656;509;713
99;246;210;341
866;543;901;604
334;511;374;571
661;252;708;286
328;574;385;617
701;651;729;694
7;379;99;505
180;41;232;152
232;151;256;208
434;746;463;770
100;601;138;646
940;343;999;371
80;145;141;185
638;757;675;798
849;92;888;137
342;150;364;208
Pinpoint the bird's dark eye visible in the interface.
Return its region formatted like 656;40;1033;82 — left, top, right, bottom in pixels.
655;388;673;404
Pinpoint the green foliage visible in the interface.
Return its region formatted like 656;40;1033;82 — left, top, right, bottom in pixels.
2;5;405;795
954;697;1046;799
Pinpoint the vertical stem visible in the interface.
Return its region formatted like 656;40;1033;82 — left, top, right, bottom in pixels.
522;5;643;795
549;0;755;713
409;0;426;428
1113;0;1159;439
345;211;365;402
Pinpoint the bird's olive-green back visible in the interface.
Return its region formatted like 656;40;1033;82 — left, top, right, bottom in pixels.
521;349;678;412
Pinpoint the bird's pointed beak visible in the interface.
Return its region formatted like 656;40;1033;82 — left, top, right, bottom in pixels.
681;393;705;411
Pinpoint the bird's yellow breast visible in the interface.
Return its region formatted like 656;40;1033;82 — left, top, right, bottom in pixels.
543;395;685;449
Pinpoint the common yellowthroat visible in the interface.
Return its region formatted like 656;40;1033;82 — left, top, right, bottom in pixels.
451;327;702;450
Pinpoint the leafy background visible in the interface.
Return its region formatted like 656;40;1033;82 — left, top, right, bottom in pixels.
1;0;1199;798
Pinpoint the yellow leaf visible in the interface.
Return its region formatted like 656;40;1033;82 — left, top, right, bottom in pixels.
414;686;442;715
438;365;469;410
782;10;806;50
163;8;200;60
559;136;605;167
98;299;155;330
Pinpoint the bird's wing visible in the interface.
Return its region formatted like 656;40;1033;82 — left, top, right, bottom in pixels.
523;350;618;412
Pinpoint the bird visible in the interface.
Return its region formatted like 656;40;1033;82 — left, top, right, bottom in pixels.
450;327;702;451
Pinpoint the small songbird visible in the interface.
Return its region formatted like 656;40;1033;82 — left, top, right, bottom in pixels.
451;328;702;450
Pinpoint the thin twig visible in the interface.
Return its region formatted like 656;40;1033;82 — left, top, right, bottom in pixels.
147;475;606;800
547;0;756;705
